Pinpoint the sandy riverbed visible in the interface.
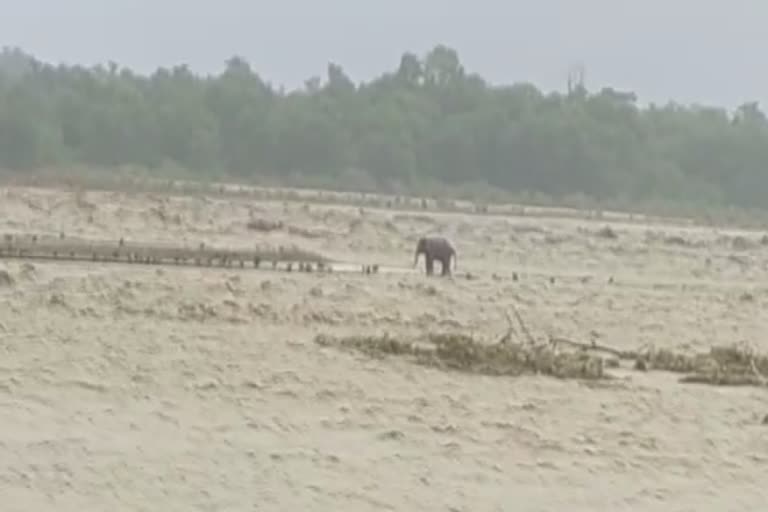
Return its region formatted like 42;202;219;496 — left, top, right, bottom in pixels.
0;185;767;511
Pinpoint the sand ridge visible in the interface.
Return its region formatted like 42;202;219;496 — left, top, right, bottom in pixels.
0;185;767;511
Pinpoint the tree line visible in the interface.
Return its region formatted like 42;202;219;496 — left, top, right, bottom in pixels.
0;45;767;209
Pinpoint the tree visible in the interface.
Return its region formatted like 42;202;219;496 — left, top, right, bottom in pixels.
0;45;767;210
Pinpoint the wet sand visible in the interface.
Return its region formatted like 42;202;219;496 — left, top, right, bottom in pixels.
0;185;767;511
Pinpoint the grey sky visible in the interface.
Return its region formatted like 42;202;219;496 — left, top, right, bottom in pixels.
2;0;766;108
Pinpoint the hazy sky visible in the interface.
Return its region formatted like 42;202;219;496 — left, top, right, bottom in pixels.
2;0;765;108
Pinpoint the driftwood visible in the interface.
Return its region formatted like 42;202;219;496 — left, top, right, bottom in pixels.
549;336;636;360
497;305;768;390
246;218;283;232
498;305;537;346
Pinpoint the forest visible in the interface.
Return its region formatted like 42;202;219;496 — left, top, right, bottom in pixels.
0;44;767;210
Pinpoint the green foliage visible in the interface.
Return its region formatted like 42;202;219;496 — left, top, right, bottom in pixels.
1;45;768;209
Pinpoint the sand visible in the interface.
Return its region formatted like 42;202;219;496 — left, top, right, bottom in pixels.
0;185;767;511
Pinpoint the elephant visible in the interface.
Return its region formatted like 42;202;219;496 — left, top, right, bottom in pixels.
413;236;456;276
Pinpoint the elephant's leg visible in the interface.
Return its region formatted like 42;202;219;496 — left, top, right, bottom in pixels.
441;256;451;276
425;256;434;276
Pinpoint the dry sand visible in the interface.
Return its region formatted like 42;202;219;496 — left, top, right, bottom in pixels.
0;185;767;511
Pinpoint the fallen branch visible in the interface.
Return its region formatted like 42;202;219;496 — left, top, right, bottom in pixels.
678;373;766;387
497;309;515;345
511;304;537;345
549;336;637;360
750;357;768;387
247;218;283;232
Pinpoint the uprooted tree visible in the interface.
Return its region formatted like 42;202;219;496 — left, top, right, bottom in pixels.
314;307;768;388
